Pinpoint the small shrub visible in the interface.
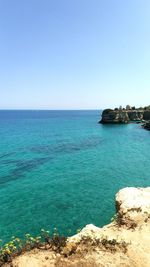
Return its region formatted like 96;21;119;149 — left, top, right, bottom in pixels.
76;228;81;234
111;213;125;226
0;228;67;265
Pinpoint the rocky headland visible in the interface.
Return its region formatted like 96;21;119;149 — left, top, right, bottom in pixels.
143;121;150;130
100;105;150;126
5;187;150;267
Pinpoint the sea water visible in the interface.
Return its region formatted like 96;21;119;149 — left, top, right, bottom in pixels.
0;110;150;242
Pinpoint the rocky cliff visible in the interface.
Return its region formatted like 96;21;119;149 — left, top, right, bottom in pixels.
100;108;150;124
100;109;130;123
143;121;150;130
7;187;150;267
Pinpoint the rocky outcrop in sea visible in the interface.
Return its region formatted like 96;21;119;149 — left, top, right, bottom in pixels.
143;121;150;131
100;106;150;124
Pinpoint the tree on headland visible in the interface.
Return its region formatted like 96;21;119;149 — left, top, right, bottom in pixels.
144;106;150;110
126;105;131;110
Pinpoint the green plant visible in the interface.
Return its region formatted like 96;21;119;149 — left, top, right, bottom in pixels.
111;213;125;226
0;228;67;265
76;228;81;234
41;229;51;244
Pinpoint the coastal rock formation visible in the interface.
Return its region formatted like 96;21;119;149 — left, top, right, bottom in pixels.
100;109;130;123
99;106;150;124
143;111;150;120
7;187;150;267
128;111;143;121
116;187;150;226
143;121;150;130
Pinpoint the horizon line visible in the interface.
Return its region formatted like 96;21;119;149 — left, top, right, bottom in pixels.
0;108;102;111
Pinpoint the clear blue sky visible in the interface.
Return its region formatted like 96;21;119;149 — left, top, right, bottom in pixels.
0;0;150;109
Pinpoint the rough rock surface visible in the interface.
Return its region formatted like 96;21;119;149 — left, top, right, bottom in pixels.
143;120;150;130
143;111;150;120
128;111;143;121
5;187;150;267
116;187;150;224
100;109;146;124
100;109;130;123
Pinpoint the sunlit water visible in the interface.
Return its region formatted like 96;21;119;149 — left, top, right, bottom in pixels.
0;110;150;242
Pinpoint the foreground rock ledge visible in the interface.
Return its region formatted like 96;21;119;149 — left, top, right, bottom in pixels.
6;187;150;267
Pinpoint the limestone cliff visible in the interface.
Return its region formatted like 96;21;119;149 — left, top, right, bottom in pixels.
100;108;145;124
143;121;150;130
8;187;150;267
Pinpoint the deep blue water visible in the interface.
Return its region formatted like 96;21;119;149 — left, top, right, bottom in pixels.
0;110;150;242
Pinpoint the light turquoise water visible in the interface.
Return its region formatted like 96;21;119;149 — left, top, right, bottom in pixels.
0;110;150;242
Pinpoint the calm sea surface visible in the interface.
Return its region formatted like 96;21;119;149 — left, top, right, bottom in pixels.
0;110;150;242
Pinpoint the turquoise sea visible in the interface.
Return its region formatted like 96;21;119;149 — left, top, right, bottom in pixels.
0;110;150;242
